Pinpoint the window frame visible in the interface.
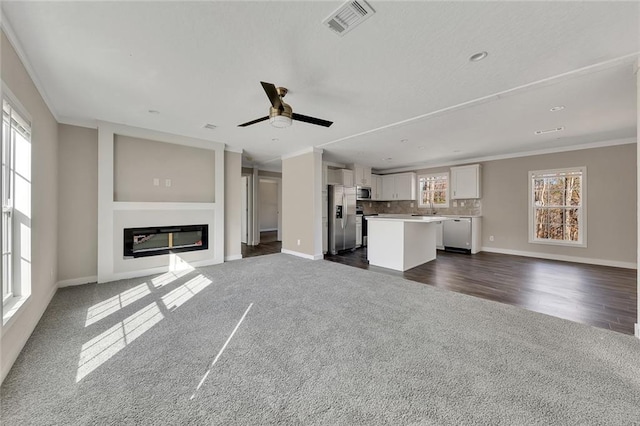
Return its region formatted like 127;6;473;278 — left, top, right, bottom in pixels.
2;84;33;324
528;166;587;248
417;172;449;209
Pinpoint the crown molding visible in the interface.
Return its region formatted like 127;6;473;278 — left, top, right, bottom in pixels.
376;137;637;174
0;13;60;122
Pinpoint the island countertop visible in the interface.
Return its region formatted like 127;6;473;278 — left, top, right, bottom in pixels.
365;215;452;223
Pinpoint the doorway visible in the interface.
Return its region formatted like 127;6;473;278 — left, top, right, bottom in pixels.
240;173;282;258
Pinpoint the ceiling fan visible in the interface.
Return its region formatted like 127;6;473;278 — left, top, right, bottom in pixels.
238;81;333;128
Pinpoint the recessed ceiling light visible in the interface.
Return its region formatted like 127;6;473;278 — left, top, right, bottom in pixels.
469;51;488;62
534;127;564;135
550;106;565;112
148;110;160;114
203;123;217;130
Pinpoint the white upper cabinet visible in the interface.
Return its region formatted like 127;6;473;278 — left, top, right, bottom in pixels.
450;164;481;199
381;172;416;200
351;164;372;186
371;174;383;200
328;169;354;187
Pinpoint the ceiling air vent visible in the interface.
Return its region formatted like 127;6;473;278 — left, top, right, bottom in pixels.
322;0;375;36
203;123;217;130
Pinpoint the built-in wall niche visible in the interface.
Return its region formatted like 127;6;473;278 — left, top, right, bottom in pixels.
113;134;216;203
124;224;208;258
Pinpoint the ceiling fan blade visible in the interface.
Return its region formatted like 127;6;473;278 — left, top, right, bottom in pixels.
292;113;333;128
260;81;282;110
238;116;269;127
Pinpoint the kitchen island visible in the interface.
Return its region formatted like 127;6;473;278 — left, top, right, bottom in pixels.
365;215;451;271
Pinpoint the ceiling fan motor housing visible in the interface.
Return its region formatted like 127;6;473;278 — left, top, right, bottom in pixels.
270;103;292;119
269;103;293;127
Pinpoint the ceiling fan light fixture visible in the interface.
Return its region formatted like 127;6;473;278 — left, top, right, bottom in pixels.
270;115;292;128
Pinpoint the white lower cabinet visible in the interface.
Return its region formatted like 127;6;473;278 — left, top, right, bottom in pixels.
435;221;444;249
356;216;363;247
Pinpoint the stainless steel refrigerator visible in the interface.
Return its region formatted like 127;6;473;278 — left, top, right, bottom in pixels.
328;185;357;255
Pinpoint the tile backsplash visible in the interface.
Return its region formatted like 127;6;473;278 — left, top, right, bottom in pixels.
361;199;481;216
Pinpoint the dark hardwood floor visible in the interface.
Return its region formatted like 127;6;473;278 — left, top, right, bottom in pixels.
242;231;281;258
325;247;637;335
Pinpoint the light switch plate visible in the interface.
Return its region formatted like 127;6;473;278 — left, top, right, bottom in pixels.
153;178;160;186
165;179;172;187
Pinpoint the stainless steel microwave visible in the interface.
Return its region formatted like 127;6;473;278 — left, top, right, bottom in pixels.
356;186;372;200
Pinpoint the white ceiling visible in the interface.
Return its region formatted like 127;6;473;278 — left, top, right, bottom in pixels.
2;1;638;172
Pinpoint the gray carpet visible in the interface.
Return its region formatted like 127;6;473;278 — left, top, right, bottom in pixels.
2;253;639;425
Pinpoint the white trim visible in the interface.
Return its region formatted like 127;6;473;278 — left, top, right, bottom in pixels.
528;166;586;248
280;146;323;161
224;146;244;154
635;324;640;339
259;228;278;232
97;122;225;282
113;202;216;211
56;276;98;288
281;248;323;260
1;83;32;123
100;258;223;283
0;280;56;383
417;172;450;209
224;254;243;261
317;53;640;154
0;16;60;122
376;138;636;174
97;121;225;152
2;294;30;327
480;246;637;269
58;116;98;129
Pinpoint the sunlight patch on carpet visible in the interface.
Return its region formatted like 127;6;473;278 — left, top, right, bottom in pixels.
76;302;164;382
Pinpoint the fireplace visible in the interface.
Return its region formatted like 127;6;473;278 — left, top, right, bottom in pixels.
124;224;208;258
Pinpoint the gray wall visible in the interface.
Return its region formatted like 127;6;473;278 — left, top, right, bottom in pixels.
1;30;59;382
282;151;322;256
482;144;637;265
114;135;215;202
259;180;278;231
57;124;98;282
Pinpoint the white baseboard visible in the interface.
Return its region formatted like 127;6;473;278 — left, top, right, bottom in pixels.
480;247;637;269
281;249;324;260
98;258;224;283
57;275;98;288
224;254;243;261
635;324;640;339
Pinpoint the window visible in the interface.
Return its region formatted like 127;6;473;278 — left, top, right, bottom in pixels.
418;173;448;208
529;167;586;247
2;96;32;315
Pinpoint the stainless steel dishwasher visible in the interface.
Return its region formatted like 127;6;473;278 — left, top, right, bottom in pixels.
443;218;472;253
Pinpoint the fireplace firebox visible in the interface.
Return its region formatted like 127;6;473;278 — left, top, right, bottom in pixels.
124;224;208;258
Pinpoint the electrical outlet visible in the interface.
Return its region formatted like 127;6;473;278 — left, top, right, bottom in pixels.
369;202;372;207
460;201;465;207
387;203;390;208
489;235;495;242
153;178;160;186
297;239;301;246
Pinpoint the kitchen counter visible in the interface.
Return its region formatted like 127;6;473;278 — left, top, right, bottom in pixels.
374;214;482;218
365;215;452;271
